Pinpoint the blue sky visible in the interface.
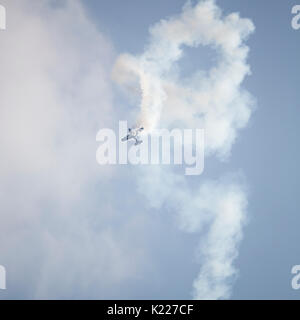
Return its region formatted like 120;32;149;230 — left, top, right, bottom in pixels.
0;0;299;299
88;0;300;299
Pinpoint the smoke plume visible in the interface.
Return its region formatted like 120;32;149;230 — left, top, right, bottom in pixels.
114;0;255;299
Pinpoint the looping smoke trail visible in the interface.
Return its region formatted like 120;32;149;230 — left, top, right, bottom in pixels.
113;0;255;299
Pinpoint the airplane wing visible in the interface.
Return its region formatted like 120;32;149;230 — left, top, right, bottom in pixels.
121;134;131;142
122;134;143;145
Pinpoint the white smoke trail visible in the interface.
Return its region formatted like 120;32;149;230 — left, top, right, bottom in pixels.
113;0;255;299
112;54;166;132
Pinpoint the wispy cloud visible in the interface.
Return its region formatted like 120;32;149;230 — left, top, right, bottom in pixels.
0;0;146;299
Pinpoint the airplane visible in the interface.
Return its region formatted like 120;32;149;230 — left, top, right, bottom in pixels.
121;126;144;146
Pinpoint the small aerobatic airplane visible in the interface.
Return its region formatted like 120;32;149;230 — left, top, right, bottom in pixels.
121;126;144;146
